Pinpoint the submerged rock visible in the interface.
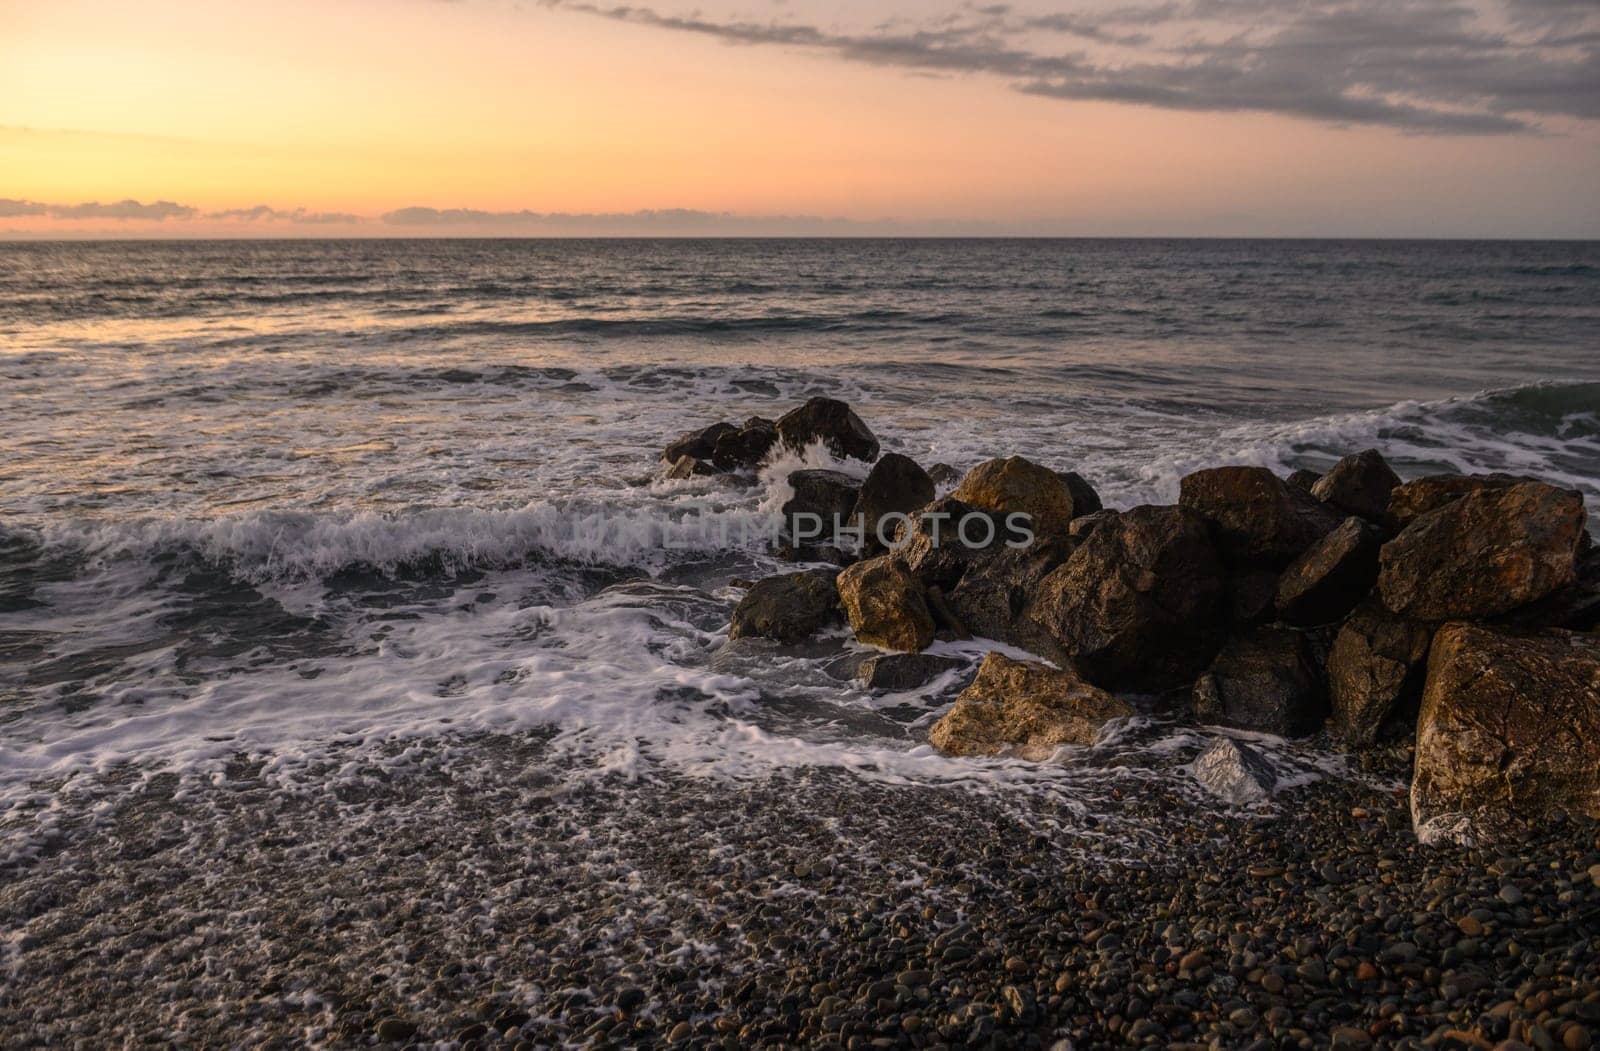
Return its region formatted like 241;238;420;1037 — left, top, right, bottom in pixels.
1179;465;1342;567
776;397;879;462
664;454;722;480
728;570;842;643
1193;625;1326;737
1191;737;1278;805
852;453;935;555
1326;600;1434;748
836;556;935;652
1310;449;1400;522
857;652;965;691
928;653;1133;760
1378;481;1586;620
1023;505;1225;692
951;456;1085;537
1275;516;1382;627
1411;623;1600;845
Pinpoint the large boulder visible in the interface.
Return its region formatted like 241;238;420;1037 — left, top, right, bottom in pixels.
951;456;1084;538
1191;737;1278;805
1179;466;1342;567
664;421;737;464
857;652;965;691
892;496;1007;591
729;570;842;643
1411;623;1600;845
928;653;1133;760
1192;626;1326;737
1061;471;1104;517
711;416;778;471
1275;516;1382;627
1311;449;1400;522
1326;600;1434;748
1385;472;1571;531
947;536;1075;647
852;454;935;555
1377;481;1586;620
1023;505;1226;692
776;397;879;462
836;556;935;652
1226;568;1280;626
781;470;860;538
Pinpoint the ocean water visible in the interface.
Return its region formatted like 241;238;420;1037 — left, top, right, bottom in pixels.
1;238;1597;847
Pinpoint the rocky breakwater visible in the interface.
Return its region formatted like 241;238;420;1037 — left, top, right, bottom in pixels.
668;400;1599;846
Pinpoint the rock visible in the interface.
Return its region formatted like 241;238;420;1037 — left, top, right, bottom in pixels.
927;652;1133;760
1311;449;1400;521
893;496;1008;590
664;420;737;463
728;569;842;643
1275;516;1382;626
836;556;936;652
710;416;778;470
1286;468;1321;492
1386;472;1571;531
1191;737;1277;805
1067;509;1117;541
1227;568;1280;626
1192;625;1326;737
1378;482;1586;620
664;454;721;480
781;469;861;539
1494;548;1600;632
857;653;965;691
1023;505;1226;691
927;462;962;488
1411;623;1600;844
951;456;1084;537
1179;465;1343;567
775;397;879;462
946;536;1075;647
769;541;853;567
1060;471;1103;517
1326;600;1434;748
852;454;935;555
375;1018;417;1041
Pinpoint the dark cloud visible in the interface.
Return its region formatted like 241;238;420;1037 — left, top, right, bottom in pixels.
45;199;197;220
207;206;364;224
542;0;1600;134
0;199;49;218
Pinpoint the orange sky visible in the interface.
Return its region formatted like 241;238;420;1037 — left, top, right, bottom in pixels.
3;0;1597;237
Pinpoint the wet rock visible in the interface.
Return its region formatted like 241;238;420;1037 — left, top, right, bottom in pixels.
664;454;721;480
927;462;962;488
1023;505;1226;691
375;1017;417;1042
1412;623;1600;844
893;496;1007;591
851;454;934;555
1286;468;1321;493
1191;737;1277;805
728;569;842;643
1326;600;1434;748
1060;471;1103;517
857;653;965;691
769;541;853;567
1193;625;1326;737
1311;449;1400;522
775;397;879;462
946;536;1074;647
1275;516;1382;626
664;421;737;463
951;456;1085;537
1227;568;1280;626
1179;465;1343;567
710;416;778;471
836;556;936;652
781;469;861;538
1386;472;1569;531
1378;482;1586;620
928;653;1132;760
1493;548;1600;632
1067;509;1117;541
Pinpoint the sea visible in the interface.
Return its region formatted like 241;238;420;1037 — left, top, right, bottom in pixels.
2;238;1597;857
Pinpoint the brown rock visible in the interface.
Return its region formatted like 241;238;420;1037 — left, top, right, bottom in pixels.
946;536;1075;647
776;397;879;462
852;453;935;555
664;454;721;480
781;469;860;537
728;570;842;643
1179;465;1343;567
892;496;1007;590
1386;472;1569;531
1227;568;1280;626
1311;449;1400;521
1286;469;1321;493
1378;482;1586;620
1060;471;1103;517
1275;516;1382;626
952;456;1084;537
1327;600;1434;748
837;556;936;652
928;653;1133;760
664;421;737;463
1023;505;1226;691
710;416;778;470
1411;623;1600;845
1193;625;1326;737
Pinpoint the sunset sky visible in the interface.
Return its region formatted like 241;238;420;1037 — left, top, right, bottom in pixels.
3;0;1597;237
